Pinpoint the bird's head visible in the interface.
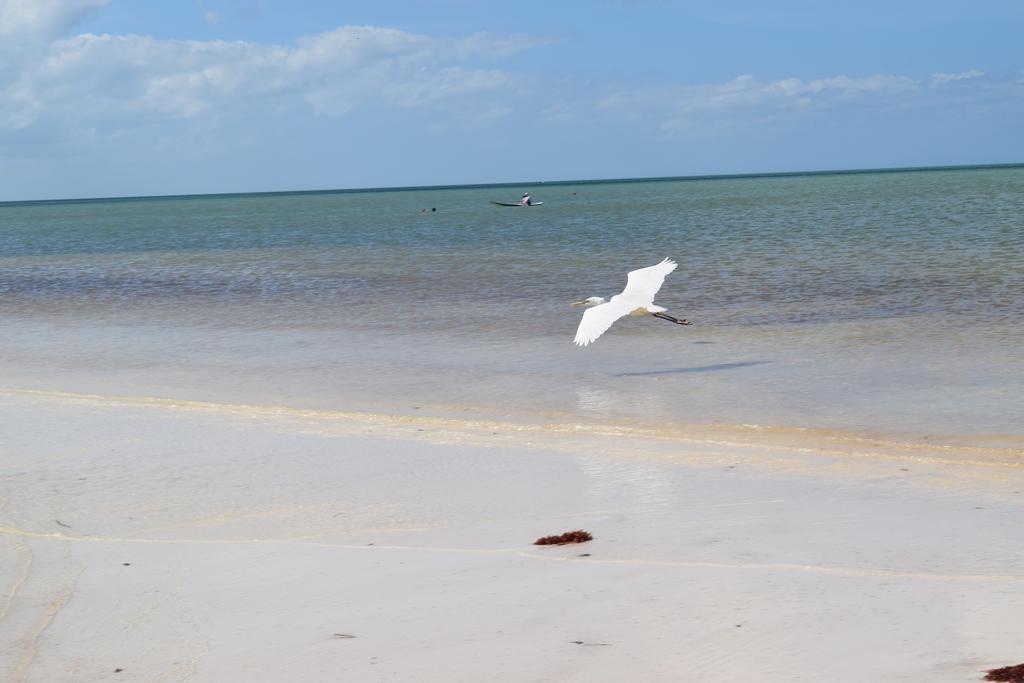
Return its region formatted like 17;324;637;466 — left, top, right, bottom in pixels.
571;296;606;307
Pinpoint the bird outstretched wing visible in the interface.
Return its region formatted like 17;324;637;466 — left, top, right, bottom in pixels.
621;258;677;302
573;298;637;347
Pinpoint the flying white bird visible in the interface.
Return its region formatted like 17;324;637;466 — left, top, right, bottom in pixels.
572;258;691;347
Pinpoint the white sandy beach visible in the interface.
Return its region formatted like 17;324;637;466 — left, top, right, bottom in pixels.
2;388;1023;682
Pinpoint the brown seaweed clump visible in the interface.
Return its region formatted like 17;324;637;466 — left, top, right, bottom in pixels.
987;663;1024;682
534;530;593;546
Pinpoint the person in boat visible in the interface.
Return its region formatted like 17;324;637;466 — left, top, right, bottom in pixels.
519;192;532;206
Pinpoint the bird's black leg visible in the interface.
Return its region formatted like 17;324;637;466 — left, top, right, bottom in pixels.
653;312;692;326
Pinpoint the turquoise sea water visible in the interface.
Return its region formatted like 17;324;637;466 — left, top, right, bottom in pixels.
2;166;1023;446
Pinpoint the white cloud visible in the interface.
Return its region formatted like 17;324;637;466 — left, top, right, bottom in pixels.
600;70;1012;135
931;69;984;85
603;73;917;115
542;102;574;122
0;0;108;39
0;22;538;132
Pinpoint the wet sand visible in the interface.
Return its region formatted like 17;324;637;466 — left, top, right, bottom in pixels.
2;389;1023;681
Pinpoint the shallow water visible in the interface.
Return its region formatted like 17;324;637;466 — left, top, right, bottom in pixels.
2;166;1023;446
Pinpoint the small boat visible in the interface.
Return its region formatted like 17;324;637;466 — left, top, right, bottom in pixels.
490;201;544;207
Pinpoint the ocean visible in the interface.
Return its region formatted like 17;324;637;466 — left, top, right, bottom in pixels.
2;166;1023;451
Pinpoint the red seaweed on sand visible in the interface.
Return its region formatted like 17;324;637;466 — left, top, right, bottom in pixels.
987;663;1024;682
533;530;593;546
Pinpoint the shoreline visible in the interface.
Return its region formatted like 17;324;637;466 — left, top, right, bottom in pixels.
4;386;1023;470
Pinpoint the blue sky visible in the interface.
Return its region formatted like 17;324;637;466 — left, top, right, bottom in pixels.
1;0;1021;200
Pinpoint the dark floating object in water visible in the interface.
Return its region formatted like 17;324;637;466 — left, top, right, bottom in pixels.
534;530;593;545
332;633;356;639
571;640;611;646
987;664;1024;682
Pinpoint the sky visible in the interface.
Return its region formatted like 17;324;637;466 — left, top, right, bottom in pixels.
0;0;1022;200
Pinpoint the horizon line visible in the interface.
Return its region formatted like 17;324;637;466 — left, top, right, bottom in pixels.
2;161;1021;207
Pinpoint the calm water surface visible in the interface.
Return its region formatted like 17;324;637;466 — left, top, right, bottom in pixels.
2;167;1023;445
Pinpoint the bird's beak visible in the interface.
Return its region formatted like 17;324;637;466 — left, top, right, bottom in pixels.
571;300;587;307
